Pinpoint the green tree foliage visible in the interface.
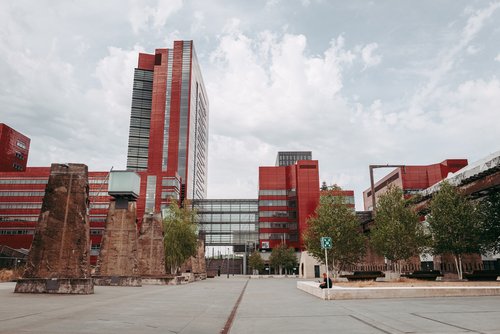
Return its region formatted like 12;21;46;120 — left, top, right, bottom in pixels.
371;185;428;273
427;181;482;279
480;190;500;254
303;186;366;274
163;201;198;275
248;251;265;273
269;243;298;275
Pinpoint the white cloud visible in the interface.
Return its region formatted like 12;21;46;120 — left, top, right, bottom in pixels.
495;53;500;62
466;45;480;55
408;2;500;120
128;0;183;33
361;43;382;69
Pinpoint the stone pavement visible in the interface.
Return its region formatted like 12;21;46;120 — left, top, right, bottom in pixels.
1;277;500;334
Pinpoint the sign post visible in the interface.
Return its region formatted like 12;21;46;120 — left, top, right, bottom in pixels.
320;237;332;300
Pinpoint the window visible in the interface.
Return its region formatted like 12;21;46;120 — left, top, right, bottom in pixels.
16;140;27;149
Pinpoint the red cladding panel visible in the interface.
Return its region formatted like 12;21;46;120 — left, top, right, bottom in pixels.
295;161;319;250
166;43;183;175
137;53;155;71
148;49;169;174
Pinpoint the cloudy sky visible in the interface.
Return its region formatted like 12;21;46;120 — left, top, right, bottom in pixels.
1;0;499;209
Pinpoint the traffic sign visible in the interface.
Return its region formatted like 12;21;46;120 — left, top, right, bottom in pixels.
320;237;332;249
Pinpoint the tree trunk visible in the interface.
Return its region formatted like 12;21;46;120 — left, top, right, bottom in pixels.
453;255;463;280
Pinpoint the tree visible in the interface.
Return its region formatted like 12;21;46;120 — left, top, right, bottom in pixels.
370;185;428;273
480;190;500;254
427;181;483;279
303;186;366;275
163;201;198;275
248;251;264;274
269;243;298;275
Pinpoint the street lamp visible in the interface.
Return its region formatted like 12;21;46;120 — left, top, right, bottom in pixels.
227;247;230;278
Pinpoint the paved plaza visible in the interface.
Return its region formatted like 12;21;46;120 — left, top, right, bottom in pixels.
1;277;500;333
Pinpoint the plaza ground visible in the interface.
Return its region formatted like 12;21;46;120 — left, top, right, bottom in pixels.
1;277;499;333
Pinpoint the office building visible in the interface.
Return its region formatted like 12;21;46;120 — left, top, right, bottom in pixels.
363;159;468;210
126;40;209;214
259;158;320;251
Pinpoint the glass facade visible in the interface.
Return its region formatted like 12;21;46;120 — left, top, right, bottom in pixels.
194;199;258;246
275;151;312;167
126;69;153;171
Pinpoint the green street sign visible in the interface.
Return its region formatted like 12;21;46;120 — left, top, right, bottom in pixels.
321;237;332;249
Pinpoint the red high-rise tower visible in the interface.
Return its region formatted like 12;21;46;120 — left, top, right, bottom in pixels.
126;41;209;215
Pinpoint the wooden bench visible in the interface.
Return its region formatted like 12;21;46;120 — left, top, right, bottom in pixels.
340;271;385;281
403;270;443;281
464;270;500;281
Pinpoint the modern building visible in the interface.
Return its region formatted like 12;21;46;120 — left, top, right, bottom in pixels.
259;158;320;251
126;40;209;215
194;199;258;250
363;159;468;210
275;151;312;167
0;123;30;172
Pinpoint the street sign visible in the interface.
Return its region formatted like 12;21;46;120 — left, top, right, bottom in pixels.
320;237;332;249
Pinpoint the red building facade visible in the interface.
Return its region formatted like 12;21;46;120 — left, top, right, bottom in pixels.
363;159;468;210
258;160;320;250
127;41;209;217
0;123;30;172
0;167;110;264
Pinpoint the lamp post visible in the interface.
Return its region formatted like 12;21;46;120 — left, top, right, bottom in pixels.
227;247;230;278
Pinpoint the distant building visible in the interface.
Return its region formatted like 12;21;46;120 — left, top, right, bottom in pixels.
126;40;209;212
0;167;110;265
0;123;30;172
259;157;320;251
363;159;468;211
275;151;312;167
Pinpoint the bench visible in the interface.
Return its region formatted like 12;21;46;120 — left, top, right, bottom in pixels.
464;270;500;281
340;271;385;281
403;270;443;281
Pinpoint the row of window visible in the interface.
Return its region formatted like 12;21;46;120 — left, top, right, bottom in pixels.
259;222;297;229
0;216;38;222
259;200;287;207
0;229;34;235
12;163;24;171
259;190;287;196
199;223;258;232
0;179;47;184
0;191;45;197
259;211;288;218
0;203;41;209
89;192;108;197
162;178;180;188
15;152;24;160
204;234;258;244
90;203;109;209
89;179;108;184
195;206;257;213
198;213;258;222
161;191;179;199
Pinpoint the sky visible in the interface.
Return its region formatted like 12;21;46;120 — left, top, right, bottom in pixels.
1;0;499;210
